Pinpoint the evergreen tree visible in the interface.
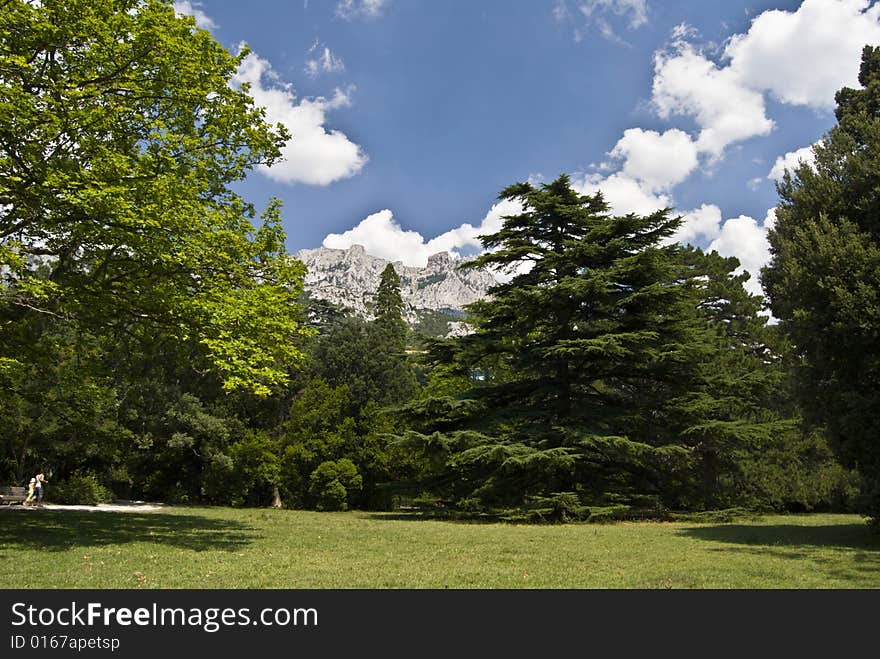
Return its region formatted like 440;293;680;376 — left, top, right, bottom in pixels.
676;248;854;510
374;263;407;350
312;316;416;412
762;45;880;521
397;175;711;517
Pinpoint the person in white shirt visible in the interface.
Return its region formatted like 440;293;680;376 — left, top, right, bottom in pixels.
34;468;48;506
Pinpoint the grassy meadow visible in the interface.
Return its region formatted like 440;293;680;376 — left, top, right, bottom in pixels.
1;507;878;589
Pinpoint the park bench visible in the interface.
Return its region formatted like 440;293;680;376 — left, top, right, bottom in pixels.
0;486;27;505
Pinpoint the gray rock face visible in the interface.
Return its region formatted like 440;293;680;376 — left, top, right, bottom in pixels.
295;244;496;326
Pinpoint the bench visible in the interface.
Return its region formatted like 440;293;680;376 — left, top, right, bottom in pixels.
0;486;28;505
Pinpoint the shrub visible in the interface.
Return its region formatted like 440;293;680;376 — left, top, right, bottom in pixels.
227;431;280;507
51;473;114;505
309;459;363;511
314;478;348;511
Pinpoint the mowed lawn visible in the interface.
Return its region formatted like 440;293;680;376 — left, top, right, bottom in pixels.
0;507;878;588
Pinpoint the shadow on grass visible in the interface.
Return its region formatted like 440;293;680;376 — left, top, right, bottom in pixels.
0;510;257;552
679;523;880;585
360;511;502;525
679;523;880;552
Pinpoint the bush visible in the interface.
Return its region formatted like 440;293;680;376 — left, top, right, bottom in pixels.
309;459;363;511
51;473;114;505
314;478;348;511
227;431;280;507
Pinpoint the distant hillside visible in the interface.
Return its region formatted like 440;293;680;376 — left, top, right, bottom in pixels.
295;245;496;336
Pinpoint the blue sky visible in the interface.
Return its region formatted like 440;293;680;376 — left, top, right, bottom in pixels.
176;0;880;295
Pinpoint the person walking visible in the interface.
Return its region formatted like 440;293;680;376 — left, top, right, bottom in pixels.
23;476;36;506
33;468;48;507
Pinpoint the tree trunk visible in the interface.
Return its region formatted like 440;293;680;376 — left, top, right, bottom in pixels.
271;485;283;509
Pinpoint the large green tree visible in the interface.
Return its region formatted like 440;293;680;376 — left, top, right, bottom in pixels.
395;175;846;519
397;175;711;517
0;0;310;396
763;45;880;521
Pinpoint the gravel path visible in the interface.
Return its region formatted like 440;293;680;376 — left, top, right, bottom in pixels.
2;501;165;512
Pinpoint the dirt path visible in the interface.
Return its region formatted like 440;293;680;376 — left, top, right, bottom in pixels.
2;501;166;512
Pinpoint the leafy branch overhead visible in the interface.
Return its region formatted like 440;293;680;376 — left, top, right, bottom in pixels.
0;0;310;396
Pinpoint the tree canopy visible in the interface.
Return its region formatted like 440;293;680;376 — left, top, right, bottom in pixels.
763;45;880;521
0;0;310;396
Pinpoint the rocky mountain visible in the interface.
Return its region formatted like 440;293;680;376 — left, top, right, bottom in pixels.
295;245;496;331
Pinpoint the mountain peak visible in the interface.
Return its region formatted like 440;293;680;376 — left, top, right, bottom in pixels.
295;245;495;327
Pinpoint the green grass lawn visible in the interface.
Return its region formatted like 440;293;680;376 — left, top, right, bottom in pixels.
1;507;878;588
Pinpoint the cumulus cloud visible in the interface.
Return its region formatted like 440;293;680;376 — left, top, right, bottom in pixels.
322;200;522;268
609;128;699;192
768;144;817;181
172;0;217;29
233;50;367;186
724;0;880;110
171;0;217;30
336;0;388;20
666;203;723;246
652;1;880;158
305;43;346;78
708;213;774;297
653;40;774;157
572;172;671;216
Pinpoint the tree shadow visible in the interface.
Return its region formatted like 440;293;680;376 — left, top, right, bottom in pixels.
0;510;257;552
359;511;502;525
678;523;880;552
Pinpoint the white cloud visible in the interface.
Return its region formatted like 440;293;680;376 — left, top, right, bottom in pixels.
305;46;346;78
708;214;773;297
233;50;367;186
172;0;217;30
322;200;522;268
724;0;880;110
336;0;388;20
572;172;670;216
667;203;722;246
653;40;774;157
768;144;817;181
651;1;880;158
609;128;699;192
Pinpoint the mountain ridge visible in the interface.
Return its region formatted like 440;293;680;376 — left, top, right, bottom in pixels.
295;245;496;330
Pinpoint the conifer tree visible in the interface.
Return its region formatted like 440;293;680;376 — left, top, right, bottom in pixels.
397;175;711;517
762;45;880;522
374;264;407;350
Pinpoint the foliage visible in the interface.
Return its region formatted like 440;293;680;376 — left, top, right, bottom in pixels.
412;309;464;338
762;45;880;521
394;175;711;513
0;0;312;396
308;459;363;511
374;264;408;349
390;175;850;518
51;472;114;506
311;317;417;412
225;431;280;507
